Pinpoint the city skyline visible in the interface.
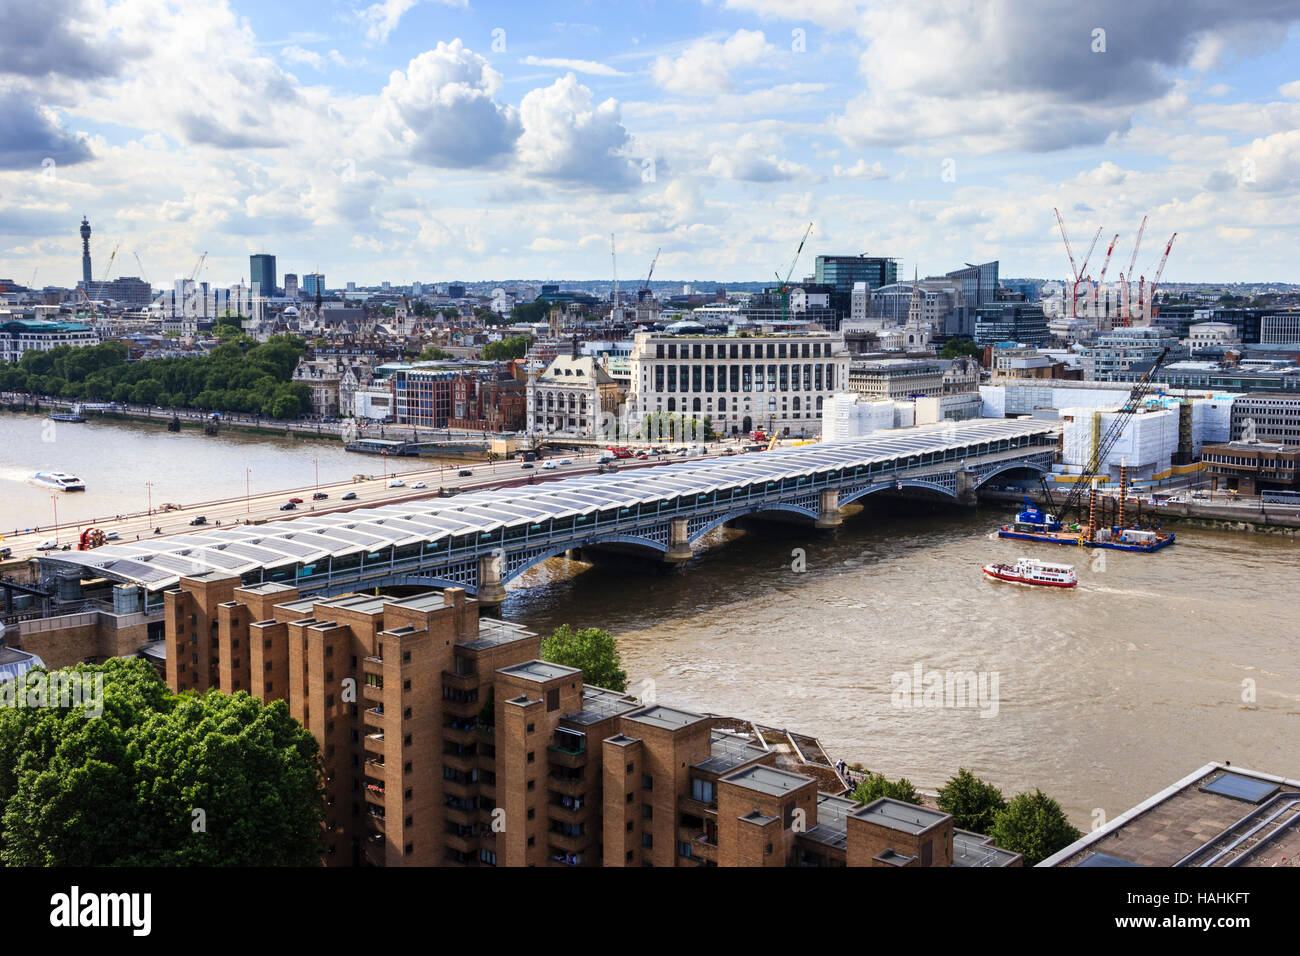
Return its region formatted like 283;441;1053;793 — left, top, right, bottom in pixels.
4;1;1300;288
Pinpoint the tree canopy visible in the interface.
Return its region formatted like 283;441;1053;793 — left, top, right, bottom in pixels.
936;768;1007;834
483;335;531;361
540;625;628;692
988;788;1082;865
0;335;311;418
0;658;324;866
850;770;923;806
940;338;982;359
418;346;453;361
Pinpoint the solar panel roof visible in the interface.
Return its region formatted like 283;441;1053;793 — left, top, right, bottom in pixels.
1200;773;1281;804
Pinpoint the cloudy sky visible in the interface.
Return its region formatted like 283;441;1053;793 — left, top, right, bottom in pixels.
3;0;1299;289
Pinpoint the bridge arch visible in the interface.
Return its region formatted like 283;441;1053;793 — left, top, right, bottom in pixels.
972;460;1052;489
687;502;820;544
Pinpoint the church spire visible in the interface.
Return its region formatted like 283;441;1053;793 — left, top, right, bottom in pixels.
907;266;922;327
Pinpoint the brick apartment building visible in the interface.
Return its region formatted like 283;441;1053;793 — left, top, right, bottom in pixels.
163;574;1021;867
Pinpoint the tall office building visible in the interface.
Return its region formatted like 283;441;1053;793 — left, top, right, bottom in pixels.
250;254;277;296
944;262;999;337
303;273;326;297
284;273;299;299
813;255;898;320
80;216;92;286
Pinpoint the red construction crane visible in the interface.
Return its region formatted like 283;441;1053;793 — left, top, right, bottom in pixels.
1144;233;1177;322
1120;215;1147;325
1054;207;1082;317
1092;233;1120;314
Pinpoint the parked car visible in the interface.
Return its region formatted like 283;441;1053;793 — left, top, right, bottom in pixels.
542;460;557;470
288;497;304;504
36;539;59;550
458;469;474;477
312;492;328;500
412;481;427;489
280;502;296;511
341;491;357;500
388;479;405;488
189;516;207;526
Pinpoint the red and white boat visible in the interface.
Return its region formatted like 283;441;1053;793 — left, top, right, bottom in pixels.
982;557;1077;589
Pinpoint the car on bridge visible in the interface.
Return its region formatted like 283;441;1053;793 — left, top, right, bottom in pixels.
341;491;357;500
280;502;296;511
521;462;534;469
313;492;328;500
388;479;405;488
36;539;59;550
458;469;474;477
542;461;557;470
189;516;207;526
412;481;427;489
104;530;120;540
288;497;304;504
559;459;572;466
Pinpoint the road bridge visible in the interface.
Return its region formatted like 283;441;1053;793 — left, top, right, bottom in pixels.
35;419;1058;609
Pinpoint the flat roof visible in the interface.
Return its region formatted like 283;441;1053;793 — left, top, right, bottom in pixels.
457;618;537;651
694;732;768;775
1042;763;1300;868
852;798;948;835
623;704;708;732
564;686;642;725
498;660;580;683
952;830;1022;867
722;764;815;798
800;794;859;850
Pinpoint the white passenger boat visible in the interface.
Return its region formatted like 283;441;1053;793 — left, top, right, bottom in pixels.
27;471;86;492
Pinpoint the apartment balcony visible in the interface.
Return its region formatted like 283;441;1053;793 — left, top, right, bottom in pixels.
363;731;386;759
444;803;476;827
443;722;478;746
365;808;386;833
441;669;478;692
442;695;480;718
363;757;387;778
442;749;478;774
546;773;586;796
363;681;385;704
547;744;587;769
363;780;386;806
547;796;592;823
362;835;388;867
548;848;584;867
442;775;478;799
444;829;479;854
547;828;589;853
679;796;718;819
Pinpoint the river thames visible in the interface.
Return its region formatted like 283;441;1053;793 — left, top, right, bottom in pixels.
3;410;1296;826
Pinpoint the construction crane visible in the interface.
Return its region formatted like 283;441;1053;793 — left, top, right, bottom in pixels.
1053;208;1082;317
1057;347;1170;525
639;247;660;298
773;221;813;322
1119;215;1147;325
1143;233;1177;323
1092;233;1120;316
1074;225;1103;317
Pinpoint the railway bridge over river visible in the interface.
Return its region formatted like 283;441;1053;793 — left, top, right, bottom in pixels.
36;419;1058;609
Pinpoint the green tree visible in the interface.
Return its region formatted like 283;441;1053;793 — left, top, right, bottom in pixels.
989;789;1082;865
941;338;981;359
418;346;453;361
936;768;1006;834
540;625;628;692
0;659;324;866
850;771;922;806
483;335;531;361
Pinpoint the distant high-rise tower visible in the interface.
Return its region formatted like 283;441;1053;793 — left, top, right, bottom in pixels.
249;254;276;296
80;216;92;286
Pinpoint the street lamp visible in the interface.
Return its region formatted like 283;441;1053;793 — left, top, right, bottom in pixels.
145;480;153;516
245;468;252;513
50;494;58;543
312;457;319;490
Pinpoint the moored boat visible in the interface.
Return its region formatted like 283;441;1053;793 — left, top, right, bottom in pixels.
982;557;1077;588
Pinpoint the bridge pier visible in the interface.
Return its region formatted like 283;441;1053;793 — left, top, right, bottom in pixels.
476;554;507;608
663;518;693;564
956;470;978;506
815;489;843;530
